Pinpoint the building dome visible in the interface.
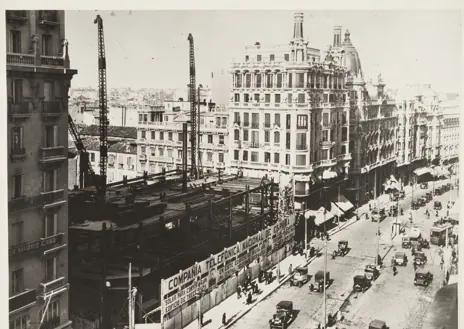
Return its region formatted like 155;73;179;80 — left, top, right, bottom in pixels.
340;30;364;82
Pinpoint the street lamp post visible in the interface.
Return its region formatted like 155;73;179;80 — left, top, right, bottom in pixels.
321;179;328;329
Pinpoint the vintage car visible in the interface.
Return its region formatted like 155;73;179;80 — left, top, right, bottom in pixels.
369;319;389;329
371;208;386;222
269;301;294;329
425;192;433;202
290;266;308;287
388;204;398;217
418;197;427;207
435;187;443;196
411;201;420;210
420;182;429;189
414;251;428;266
402;236;411;249
335;240;349;256
411;241;422;255
399;190;406;199
434;201;442;210
394;251;408;266
364;264;380;280
311;271;330;292
414;268;433;286
419;237;430;249
353;274;371;292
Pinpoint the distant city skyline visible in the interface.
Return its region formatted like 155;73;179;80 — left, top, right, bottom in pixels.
66;10;461;93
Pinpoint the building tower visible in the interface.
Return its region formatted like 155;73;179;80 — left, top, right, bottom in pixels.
7;10;77;329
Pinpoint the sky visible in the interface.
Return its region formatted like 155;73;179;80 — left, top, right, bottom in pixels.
65;10;462;92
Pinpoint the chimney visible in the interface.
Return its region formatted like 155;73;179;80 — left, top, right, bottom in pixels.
333;26;342;48
293;12;304;40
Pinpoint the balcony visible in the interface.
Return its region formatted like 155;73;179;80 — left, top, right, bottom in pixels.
321;158;336;167
10;147;27;160
249;143;260;148
243;122;250;127
139;154;147;162
264;123;271;128
336;153;352;162
39;146;66;164
9;189;66;213
295;144;308;151
9;289;36;314
38;10;59;26
41;56;65;67
251;123;260;129
322;122;332;129
40;276;68;299
7;53;35;66
41;101;62;117
319;141;334;148
6;11;28;24
9;101;32;119
9;233;65;258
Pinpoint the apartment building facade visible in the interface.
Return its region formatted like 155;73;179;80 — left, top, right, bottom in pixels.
228;14;352;208
137;101;229;175
440;97;460;164
7;10;77;329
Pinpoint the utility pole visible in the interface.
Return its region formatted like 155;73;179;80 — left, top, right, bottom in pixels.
322;185;328;329
374;170;380;267
303;202;307;257
128;263;133;329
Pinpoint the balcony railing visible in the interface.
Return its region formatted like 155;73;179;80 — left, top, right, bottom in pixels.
10;147;26;160
7;53;35;66
7;11;28;22
8;189;65;213
243;122;250;127
251;123;260;129
39;11;58;25
9;233;64;258
41;56;64;67
42;101;62;116
336;153;352;161
139;154;147;161
319;141;333;148
9;101;32;118
249;143;260;148
9;289;36;314
322;122;332;129
40;276;67;298
296;144;308;151
264;123;271;128
39;146;66;163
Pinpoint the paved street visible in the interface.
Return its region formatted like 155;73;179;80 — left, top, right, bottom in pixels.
228;178;457;329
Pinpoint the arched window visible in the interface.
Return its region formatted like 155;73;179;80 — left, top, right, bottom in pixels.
234;129;240;141
274;131;280;144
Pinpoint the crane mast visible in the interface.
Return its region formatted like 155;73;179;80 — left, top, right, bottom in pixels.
95;15;108;200
188;33;197;179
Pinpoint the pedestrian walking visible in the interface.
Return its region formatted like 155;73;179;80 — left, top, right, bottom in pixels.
276;265;281;282
200;314;204;326
288;264;292;276
222;313;227;325
237;285;242;299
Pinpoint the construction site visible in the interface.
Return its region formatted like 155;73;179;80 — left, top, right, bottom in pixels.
67;16;282;329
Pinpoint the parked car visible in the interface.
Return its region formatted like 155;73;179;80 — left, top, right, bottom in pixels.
353;274;371;292
414;251;428;266
411;201;420;210
425;192;433;202
311;271;331;293
414;268;433;286
434;201;442;210
369;319;389;329
290;266;308;287
364;264;380;281
394;252;408;266
402;236;411;249
269;301;294;329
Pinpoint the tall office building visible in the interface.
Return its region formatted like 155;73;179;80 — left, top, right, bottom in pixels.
7;10;77;329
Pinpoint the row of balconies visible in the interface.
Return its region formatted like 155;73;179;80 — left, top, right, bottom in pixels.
234;121;337;130
139;120;228;131
10;146;67;163
9;101;63;119
7;53;65;68
230;101;349;109
144;154;226;168
7;10;58;24
139;138;227;149
232;83;345;91
234;140;345;150
8;189;65;213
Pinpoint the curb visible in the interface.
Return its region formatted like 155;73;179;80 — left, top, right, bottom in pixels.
220;254;319;329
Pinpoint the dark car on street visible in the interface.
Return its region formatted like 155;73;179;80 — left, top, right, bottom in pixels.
269;301;294;329
353;274;371;292
411;201;420;210
434;201;442;210
414;268;433;286
369;319;389;329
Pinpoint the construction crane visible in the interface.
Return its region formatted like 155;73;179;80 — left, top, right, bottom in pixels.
95;14;109;201
187;33;198;179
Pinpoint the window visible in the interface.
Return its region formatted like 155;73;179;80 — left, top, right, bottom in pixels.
276;74;282;88
244;94;250;103
243;130;249;141
254;94;260;102
11;79;23;103
141;146;146;154
251;151;259;162
178;133;183;142
321;149;329;160
11;126;24;151
168;132;173;141
234;129;240;141
342;111;347;124
256;74;262;88
257;55;262;62
286;114;291;129
251;131;259;144
265;94;270;103
42;34;52;56
90;152;95;162
234;150;239;160
286;133;291;149
274;114;280;127
274;131;280;143
265;131;270;142
342;127;348;141
296;73;304;88
235;74;242;88
159;148;164;156
297;115;308;129
234;112;240;123
12;268;24;295
207;152;213;161
298;93;305;103
42;169;57;192
219;135;224;145
243;151;248;161
141;131;146;139
288;73;292;88
159;131;164;140
284;54;289;61
234;94;240;102
44;214;57;237
12;174;23;199
11;222;23;245
270;54;275;61
10;30;21;53
10;314;29;329
218;153;224;163
45;257;57;282
322;130;329;141
274;152;280;164
322;113;330;126
243;113;249;125
245;74;251;88
296;133;307;148
275;94;281;103
287;93;292;104
207;135;213;144
296;154;306;166
44;81;54;101
151;131;156;139
44;125;58;147
264;152;271;163
265;74;273;88
285;154;290;165
42;300;60;323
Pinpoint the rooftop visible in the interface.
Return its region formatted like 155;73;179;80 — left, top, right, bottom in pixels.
79;124;137;139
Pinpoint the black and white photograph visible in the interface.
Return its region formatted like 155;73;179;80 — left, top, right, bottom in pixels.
4;7;461;329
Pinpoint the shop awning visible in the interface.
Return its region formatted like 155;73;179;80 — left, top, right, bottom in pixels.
334;194;354;213
414;168;432;176
384;181;400;192
304;207;334;226
330;202;344;217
